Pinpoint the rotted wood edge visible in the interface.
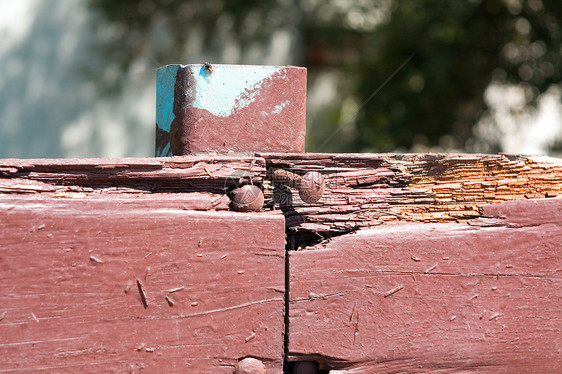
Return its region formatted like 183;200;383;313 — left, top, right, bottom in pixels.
0;156;266;211
259;153;562;247
0;156;265;193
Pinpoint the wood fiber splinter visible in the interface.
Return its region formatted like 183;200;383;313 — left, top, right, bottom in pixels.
384;284;404;297
136;279;149;308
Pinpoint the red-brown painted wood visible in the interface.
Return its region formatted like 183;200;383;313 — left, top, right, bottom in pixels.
166;65;307;156
2;154;561;373
288;199;562;373
0;156;265;195
0;198;285;373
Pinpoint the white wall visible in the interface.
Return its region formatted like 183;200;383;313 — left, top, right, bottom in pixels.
0;0;156;158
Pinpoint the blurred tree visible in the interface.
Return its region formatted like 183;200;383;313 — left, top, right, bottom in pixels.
351;0;562;152
89;0;562;153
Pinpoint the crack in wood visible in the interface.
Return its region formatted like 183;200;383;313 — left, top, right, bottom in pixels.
174;298;284;319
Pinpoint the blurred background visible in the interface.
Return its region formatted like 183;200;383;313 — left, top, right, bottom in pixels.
1;0;561;158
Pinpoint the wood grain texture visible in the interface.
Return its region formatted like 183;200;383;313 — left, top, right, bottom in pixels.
2;153;561;234
0;198;285;373
260;153;562;238
2;153;561;373
0;156;265;196
288;199;562;373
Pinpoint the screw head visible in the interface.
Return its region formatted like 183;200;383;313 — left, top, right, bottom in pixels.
234;357;266;374
230;185;264;212
298;171;325;204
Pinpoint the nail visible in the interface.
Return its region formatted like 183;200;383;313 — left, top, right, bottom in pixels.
230;185;264;212
268;168;325;204
234;357;266;374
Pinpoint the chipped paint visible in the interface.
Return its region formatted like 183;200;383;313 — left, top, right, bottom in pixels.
194;65;281;116
155;64;306;156
272;100;290;114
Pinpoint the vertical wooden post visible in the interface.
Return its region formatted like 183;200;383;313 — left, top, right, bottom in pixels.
156;64;307;156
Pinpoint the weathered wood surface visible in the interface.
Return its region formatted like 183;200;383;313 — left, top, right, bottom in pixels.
0;156;265;195
1;153;561;373
0;198;285;373
261;153;562;241
288;198;562;373
2;154;560;238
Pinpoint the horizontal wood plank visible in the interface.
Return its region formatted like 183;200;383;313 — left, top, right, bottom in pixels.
288;199;562;373
2;153;561;235
261;153;562;238
0;156;265;195
0;198;285;373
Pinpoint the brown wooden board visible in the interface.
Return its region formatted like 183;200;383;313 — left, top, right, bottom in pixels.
0;197;285;373
288;199;562;373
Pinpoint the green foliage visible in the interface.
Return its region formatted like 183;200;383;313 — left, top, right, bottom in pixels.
349;0;562;151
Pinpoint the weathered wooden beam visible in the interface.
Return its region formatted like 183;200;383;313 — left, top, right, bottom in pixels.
1;153;561;373
0;156;265;197
1;153;560;235
0;198;286;373
287;199;562;372
260;153;562;242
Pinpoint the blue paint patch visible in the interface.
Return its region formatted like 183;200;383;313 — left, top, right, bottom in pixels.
155;65;178;156
188;64;280;116
156;65;179;135
155;64;284;156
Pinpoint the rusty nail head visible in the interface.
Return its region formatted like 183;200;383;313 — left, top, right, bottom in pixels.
298;171;325;204
230;185;264;212
234;357;266;374
269;168;325;204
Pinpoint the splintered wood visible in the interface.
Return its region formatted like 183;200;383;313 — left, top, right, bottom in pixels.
261;153;562;236
1;154;560;238
0;156;265;211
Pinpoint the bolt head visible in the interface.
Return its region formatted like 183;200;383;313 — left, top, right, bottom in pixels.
298;172;325;204
234;357;266;374
230;185;264;212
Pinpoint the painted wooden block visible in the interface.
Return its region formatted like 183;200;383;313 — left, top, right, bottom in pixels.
287;199;562;373
156;64;307;156
0;198;286;373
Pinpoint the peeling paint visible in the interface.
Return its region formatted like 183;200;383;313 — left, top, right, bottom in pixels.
155;64;306;156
